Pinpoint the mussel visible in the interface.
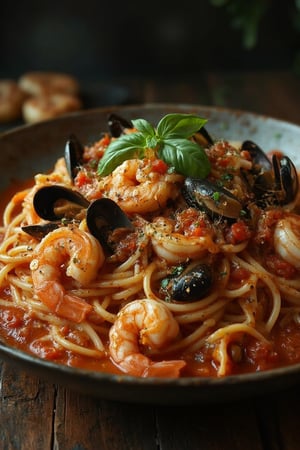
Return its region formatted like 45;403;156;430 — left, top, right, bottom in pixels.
108;113;133;137
182;177;243;220
22;185;134;252
241;140;299;206
21;222;60;240
64;134;84;182
32;185;89;221
241;140;272;171
161;262;213;302
277;155;299;204
193;126;214;148
86;197;134;251
21;185;90;239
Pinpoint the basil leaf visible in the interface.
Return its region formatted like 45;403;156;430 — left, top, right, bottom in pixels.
97;132;146;176
97;113;211;177
132;118;156;136
157;114;208;139
159;138;211;178
146;134;160;149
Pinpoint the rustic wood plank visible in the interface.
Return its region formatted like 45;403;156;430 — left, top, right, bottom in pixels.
53;386;157;450
254;394;283;450
272;385;300;450
0;362;55;450
155;399;264;450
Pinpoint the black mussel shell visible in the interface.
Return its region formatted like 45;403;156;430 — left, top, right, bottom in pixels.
33;185;90;221
65;134;84;182
274;154;299;204
21;222;59;240
241;140;272;172
161;263;213;302
249;153;299;206
108;113;133;137
183;178;243;219
193;126;214;147
86;198;134;250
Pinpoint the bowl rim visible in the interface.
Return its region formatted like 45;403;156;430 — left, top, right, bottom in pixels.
1;102;300;403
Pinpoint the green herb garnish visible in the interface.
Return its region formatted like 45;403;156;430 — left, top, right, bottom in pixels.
221;173;234;182
97;113;211;178
212;191;221;202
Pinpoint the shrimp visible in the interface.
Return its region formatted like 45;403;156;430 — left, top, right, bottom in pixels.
109;298;186;377
146;218;219;264
30;226;105;323
274;213;300;268
98;158;183;214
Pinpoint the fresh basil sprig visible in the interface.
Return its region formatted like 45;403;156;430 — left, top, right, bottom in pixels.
97;113;211;178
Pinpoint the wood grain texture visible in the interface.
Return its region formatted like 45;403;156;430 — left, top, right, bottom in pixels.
0;363;55;450
53;390;157;450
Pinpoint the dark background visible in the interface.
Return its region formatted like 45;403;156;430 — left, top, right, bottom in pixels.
1;1;299;83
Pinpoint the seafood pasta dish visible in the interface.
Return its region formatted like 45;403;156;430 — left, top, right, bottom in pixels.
1;112;300;379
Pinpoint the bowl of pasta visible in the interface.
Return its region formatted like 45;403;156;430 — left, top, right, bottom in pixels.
1;103;300;404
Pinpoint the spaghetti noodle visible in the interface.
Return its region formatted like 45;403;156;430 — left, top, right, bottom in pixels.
1;112;300;378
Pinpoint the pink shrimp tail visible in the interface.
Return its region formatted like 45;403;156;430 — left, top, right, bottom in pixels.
35;280;92;323
144;360;186;378
116;354;186;378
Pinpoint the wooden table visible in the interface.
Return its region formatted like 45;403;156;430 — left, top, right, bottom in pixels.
2;70;300;450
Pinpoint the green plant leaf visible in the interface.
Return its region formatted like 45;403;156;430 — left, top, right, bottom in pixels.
156;114;207;139
159;138;211;178
132;118;156;136
97;132;146;176
97;113;211;178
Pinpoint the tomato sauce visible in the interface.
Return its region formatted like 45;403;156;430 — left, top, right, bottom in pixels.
1;180;300;378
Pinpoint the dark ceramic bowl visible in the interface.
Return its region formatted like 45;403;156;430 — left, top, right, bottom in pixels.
1;103;300;405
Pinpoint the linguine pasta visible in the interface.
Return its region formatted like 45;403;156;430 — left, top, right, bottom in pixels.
1;113;300;378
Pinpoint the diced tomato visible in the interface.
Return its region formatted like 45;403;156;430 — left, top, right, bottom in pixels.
100;133;111;147
175;208;208;236
75;170;92;188
217;157;232;168
188;225;207;237
229;221;252;244
151;159;168;174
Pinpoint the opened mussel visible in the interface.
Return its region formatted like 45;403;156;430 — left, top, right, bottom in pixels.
64;134;85;182
193;126;214;148
182;177;243;220
86;198;134;251
241;140;299;206
33;185;89;221
22;185;134;253
108;113;133;137
21;185;90;239
241;140;272;172
161;262;213;302
277;155;299;204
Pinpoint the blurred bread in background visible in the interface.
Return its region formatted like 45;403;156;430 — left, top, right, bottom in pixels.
22;92;82;124
19;71;80;97
0;80;27;123
0;71;82;124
